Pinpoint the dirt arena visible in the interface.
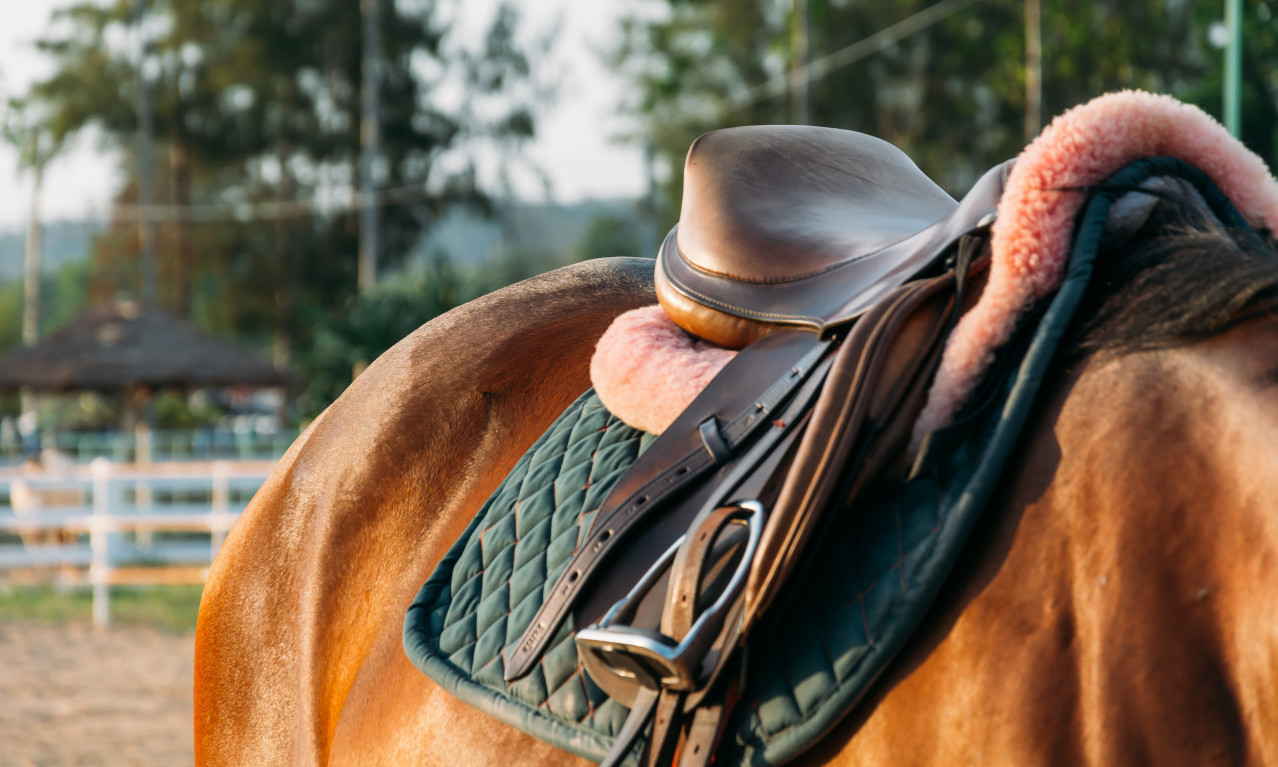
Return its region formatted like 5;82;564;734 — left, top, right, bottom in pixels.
0;621;195;767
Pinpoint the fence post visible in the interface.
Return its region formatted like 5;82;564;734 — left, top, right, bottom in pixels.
211;460;230;560
90;457;113;629
136;425;154;551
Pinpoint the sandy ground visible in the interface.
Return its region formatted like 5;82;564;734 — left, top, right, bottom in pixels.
0;622;195;767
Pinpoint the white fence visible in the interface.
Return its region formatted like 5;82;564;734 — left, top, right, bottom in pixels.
0;427;300;465
0;458;275;626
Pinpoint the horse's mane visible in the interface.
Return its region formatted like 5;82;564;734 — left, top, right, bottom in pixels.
1067;184;1278;362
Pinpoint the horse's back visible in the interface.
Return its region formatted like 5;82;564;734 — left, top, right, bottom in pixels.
196;255;1278;766
194;258;654;766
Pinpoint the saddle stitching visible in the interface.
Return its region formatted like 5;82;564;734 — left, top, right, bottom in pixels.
661;258;823;325
678;241;903;285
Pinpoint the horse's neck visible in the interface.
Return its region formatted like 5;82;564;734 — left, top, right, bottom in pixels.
811;314;1278;767
1018;319;1278;762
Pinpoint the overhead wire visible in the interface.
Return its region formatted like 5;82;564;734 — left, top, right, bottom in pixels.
723;0;988;113
50;0;989;225
100;183;441;224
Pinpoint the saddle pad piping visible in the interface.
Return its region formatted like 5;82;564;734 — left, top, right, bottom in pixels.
916;89;1278;441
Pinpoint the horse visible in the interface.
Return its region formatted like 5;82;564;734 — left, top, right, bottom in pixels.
193;90;1278;767
193;171;1278;765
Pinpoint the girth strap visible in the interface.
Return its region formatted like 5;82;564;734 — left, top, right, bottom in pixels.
743;269;957;625
584;265;967;767
680;697;732;767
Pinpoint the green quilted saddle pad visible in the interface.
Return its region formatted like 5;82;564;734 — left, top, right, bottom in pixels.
403;384;1010;766
405;391;651;759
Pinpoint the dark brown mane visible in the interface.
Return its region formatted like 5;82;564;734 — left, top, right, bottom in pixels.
1067;184;1278;362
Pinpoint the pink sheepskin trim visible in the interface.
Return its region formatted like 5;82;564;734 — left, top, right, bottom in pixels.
591;305;737;434
914;90;1278;440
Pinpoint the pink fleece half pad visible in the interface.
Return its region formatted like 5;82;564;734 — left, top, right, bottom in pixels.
591;305;737;434
913;90;1278;440
593;92;1278;438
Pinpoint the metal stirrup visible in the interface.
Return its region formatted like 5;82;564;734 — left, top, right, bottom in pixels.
575;500;764;703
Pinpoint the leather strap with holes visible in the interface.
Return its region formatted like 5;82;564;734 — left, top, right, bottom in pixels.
504;329;832;681
653;269;959;766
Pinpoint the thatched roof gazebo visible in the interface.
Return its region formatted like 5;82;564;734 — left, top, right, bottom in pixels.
0;301;286;456
0;301;284;393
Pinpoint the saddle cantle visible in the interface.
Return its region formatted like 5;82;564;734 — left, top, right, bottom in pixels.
658;125;1010;348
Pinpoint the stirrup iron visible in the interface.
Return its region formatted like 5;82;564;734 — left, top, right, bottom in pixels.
575;500;764;704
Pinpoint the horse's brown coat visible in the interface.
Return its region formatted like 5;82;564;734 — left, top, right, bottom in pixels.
194;257;1278;766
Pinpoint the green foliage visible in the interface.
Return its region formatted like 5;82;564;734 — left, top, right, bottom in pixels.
152;390;223;429
0;278;22;351
294;254;481;418
42;258;91;334
27;0;551;360
614;0;1257;220
13;391;120;432
576;213;645;261
1;97;63;173
0;584;204;634
0;259;93;353
291;242;593;419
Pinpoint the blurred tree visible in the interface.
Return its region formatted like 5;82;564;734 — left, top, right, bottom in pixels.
614;0;1215;222
1;97;64;347
575;212;644;261
294;253;476;418
0;281;22;352
29;0;549;369
43;259;92;334
0;263;89;353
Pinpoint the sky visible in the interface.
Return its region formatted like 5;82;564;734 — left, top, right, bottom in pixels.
0;0;649;230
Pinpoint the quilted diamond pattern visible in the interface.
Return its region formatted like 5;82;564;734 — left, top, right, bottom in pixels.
405;347;1025;766
409;390;654;748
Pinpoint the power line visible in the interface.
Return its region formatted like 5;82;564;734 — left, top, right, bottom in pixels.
94;183;440;224
26;0;993;227
726;0;988;113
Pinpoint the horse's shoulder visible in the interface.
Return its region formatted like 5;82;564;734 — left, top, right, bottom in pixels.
197;258;657;763
244;257;657;503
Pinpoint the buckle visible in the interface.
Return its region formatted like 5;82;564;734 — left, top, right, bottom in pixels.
576;500;764;706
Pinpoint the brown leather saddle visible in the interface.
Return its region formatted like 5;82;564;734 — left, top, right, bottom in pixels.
505;125;1011;767
660;125;1008;348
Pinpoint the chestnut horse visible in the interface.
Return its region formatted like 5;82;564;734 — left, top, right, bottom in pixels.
194;190;1278;765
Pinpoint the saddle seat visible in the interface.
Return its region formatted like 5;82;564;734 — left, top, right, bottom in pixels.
659;125;1011;348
